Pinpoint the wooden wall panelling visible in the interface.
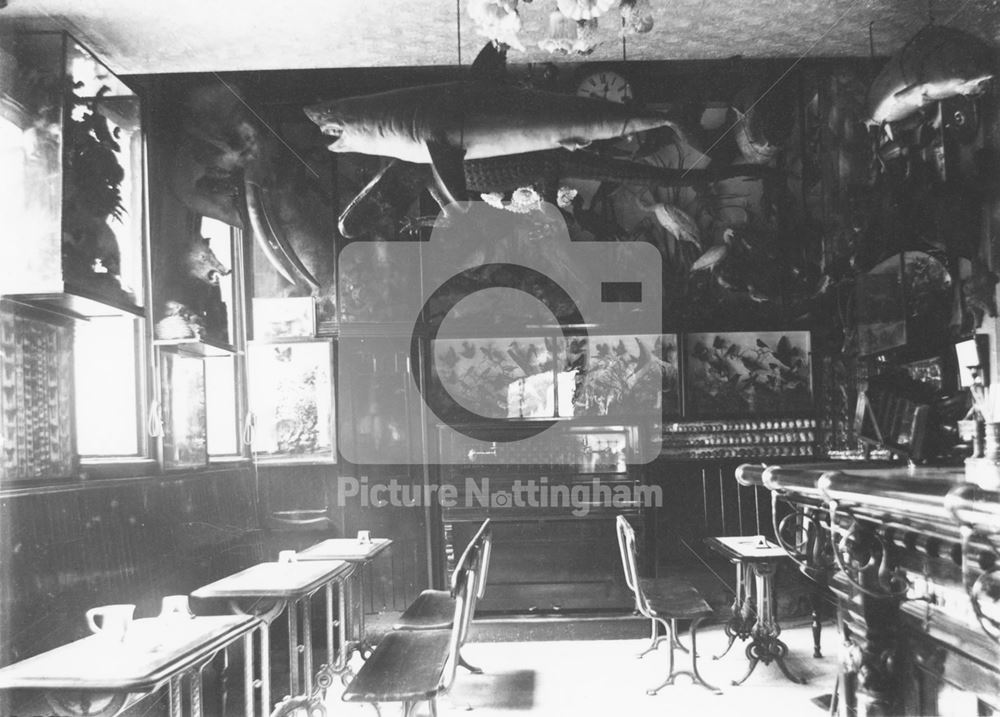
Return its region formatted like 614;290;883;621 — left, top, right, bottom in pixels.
0;468;262;669
648;458;775;571
335;462;429;614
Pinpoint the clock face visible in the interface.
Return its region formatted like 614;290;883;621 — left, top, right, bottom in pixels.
576;70;633;104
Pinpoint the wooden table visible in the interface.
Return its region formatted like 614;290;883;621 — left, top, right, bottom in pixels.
0;614;262;717
296;539;392;658
705;535;803;685
191;560;352;717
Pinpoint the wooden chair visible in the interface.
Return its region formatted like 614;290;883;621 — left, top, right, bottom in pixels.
393;519;492;673
616;514;722;695
342;557;477;717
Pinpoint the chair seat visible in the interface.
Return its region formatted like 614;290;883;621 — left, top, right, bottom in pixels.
342;630;452;703
639;578;713;619
393;589;454;630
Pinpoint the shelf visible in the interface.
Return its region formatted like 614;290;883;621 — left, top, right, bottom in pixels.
154;338;236;358
5;288;144;321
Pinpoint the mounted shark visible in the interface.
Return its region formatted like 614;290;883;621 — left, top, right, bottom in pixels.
337;151;777;239
304;47;688;203
866;25;995;126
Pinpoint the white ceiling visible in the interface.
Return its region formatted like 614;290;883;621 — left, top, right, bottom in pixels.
1;0;997;75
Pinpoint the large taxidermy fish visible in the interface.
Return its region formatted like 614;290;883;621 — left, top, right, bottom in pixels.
338;151;775;239
304;49;686;202
866;25;995;126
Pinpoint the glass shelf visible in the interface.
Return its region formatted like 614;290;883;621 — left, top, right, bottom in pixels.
154;338;237;358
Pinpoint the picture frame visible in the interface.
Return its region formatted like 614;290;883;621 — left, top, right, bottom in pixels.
426;333;681;424
574;334;681;419
248;339;335;463
252;297;316;340
683;331;813;417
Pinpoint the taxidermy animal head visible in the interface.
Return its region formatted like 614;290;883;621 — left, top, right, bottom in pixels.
184;235;231;286
165;83;334;298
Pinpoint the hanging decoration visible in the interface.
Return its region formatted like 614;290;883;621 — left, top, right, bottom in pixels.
470;0;655;57
468;0;527;51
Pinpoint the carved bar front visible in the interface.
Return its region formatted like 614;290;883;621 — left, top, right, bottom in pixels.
740;462;1000;716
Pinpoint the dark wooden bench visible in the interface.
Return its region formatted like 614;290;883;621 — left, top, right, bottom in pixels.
393;519;492;672
616;514;722;696
342;554;478;717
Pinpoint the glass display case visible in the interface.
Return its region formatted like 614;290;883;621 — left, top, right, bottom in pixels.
248;340;335;463
158;349;207;470
0;31;144;317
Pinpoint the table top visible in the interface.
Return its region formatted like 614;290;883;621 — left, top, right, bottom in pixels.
191;559;352;599
0;615;258;691
705;535;788;561
297;538;393;562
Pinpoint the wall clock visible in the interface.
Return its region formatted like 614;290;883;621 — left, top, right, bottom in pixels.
575;69;634;104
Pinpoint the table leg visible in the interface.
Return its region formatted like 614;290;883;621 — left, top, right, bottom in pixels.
244;631;254;717
302;597;314;696
261;619;271;715
220;647;230;716
334;576;357;686
716;561;753;660
169;675;183;717
326;582;335;670
353;565;377;660
288;598;300;698
735;561;803;685
811;584;824;658
189;664;204;717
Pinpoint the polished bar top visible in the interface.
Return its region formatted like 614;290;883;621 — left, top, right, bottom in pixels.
738;461;1000;530
705;535;787;561
297;538;392;562
0;615;258;691
191;559;351;599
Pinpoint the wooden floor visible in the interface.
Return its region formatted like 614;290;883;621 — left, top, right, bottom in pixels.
326;620;838;717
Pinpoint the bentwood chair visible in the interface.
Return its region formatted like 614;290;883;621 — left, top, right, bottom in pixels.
393;519;492;673
616;515;721;695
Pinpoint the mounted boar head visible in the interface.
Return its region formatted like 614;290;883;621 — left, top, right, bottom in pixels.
165;82;335;311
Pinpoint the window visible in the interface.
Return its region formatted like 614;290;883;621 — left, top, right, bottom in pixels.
205;355;240;457
199;217;238;346
199;216;246;459
74;316;145;457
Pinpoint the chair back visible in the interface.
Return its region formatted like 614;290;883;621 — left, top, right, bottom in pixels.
440;557;477;693
474;521;493;600
615;514;647;616
457;521;491;646
449;519;491;597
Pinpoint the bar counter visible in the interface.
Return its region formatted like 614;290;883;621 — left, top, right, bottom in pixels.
737;461;1000;717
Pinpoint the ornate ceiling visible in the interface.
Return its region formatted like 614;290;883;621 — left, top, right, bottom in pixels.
1;0;998;75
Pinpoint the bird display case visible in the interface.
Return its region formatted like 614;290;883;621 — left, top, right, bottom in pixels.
0;31;145;318
247;339;336;464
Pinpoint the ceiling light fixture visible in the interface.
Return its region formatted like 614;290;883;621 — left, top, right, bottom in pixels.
467;0;654;57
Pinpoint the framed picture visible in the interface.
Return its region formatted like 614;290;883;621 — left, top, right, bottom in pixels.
429;336;563;421
574;334;680;418
248;340;335;463
252;297;316;340
683;331;813;417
